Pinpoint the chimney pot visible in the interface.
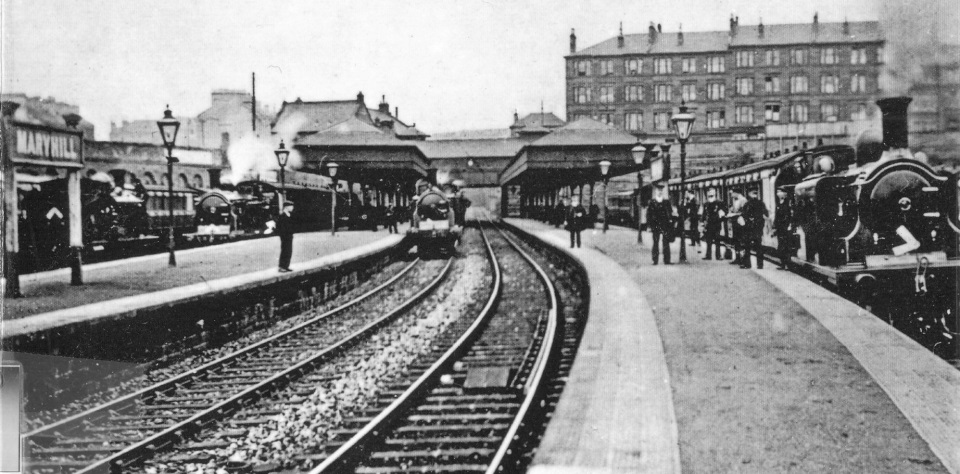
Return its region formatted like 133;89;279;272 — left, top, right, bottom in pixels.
617;22;624;48
570;28;577;53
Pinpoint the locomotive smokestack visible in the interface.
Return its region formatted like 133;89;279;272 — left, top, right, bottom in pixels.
876;97;912;151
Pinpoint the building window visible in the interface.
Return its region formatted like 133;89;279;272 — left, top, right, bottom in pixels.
599;59;615;76
764;75;781;93
576;60;591;76
736;77;754;95
790;103;809;122
876;46;885;64
681;83;697;101
625;112;643;131
820;103;839;122
735;105;754;124
791;48;807;65
850;47;867;64
595;113;614;125
681;58;696;73
765;103;781;122
655;84;672;102
765;49;780;66
851;103;868;121
820;47;837;65
820;75;839;94
575;87;592;103
654;112;670;130
707;110;726;129
625;85;643;102
851;73;867;93
707;82;725;100
654;58;672;74
599;86;615;103
735;51;754;67
707;56;725;73
625;58;642;75
790;75;808;94
569;114;585;122
144;172;157;185
193;174;204;188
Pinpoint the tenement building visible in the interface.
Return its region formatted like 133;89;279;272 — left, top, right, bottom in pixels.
566;15;885;143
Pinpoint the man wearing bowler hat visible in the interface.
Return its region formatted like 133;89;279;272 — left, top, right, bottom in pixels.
276;200;296;272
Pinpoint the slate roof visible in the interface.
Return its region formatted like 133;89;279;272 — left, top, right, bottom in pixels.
529;117;638;147
418;138;527;159
271;99;372;134
428;129;513;140
368;108;429;139
570;21;882;57
295;128;414;147
519;112;565;129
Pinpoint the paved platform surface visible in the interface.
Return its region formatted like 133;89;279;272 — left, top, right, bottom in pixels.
509;219;956;474
507;219;680;474
3;226;407;323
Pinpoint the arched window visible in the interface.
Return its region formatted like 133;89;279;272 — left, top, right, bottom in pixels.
178;174;189;188
144;172;157;185
127;173;138;185
160;173;169;186
193;174;204;188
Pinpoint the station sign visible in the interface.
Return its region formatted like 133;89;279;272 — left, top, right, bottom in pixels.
649;156;665;182
8;123;83;168
175;149;217;166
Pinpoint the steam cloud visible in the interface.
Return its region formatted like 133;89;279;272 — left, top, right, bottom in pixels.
222;112;307;185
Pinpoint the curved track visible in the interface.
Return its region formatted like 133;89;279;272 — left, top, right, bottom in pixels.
309;221;560;474
23;257;453;474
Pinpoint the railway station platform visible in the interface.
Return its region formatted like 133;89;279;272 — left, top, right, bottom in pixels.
4;226;408;331
505;218;960;474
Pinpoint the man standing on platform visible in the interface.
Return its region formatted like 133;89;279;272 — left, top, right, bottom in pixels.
648;183;673;265
727;189;747;265
684;190;701;250
276;200;295;272
739;188;769;269
565;197;587;248
702;189;725;260
773;188;795;270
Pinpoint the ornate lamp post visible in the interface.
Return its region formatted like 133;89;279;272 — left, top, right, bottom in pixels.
327;162;339;236
157;105;180;267
630;141;659;242
274;140;290;211
670;100;696;263
599;160;611;233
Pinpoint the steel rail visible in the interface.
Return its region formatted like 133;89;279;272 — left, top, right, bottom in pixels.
484;220;560;474
311;224;503;474
72;257;453;474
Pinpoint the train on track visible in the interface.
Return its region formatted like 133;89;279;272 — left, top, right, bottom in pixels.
408;180;469;255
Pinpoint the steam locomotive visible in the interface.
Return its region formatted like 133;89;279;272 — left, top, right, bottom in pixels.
408;181;466;255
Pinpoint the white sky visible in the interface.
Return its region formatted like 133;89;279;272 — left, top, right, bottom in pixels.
2;0;954;140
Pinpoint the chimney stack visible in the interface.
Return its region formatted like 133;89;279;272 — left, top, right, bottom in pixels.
729;15;739;37
617;22;624;48
758;18;764;38
570;28;577;53
395;107;399;119
842;18;850;35
812;12;819;34
378;95;390;114
677;24;684;46
357;91;365;104
648;22;657;44
657;23;662;33
876;97;913;152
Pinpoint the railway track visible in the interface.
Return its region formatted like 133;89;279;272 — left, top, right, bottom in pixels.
308;221;560;473
22;257;453;474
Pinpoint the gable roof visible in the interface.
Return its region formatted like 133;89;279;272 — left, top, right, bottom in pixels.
570;21;882;57
368;108;429;139
519;112;565;129
418;138;527;159
529;117;638;147
271;99;372;134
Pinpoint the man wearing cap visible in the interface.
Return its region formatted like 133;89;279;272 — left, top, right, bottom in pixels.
773;188;795;270
276;200;295;272
740;188;769;269
647;183;673;265
702;189;725;260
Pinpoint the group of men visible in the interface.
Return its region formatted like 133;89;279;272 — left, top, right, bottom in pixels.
647;184;795;269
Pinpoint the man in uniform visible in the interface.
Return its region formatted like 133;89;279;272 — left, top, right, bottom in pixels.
683;190;701;250
565;197;587;248
647;183;673;265
276;200;295;272
773;188;795;270
740;188;769;269
702;189;725;260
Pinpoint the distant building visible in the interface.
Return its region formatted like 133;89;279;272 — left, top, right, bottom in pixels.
110;89;273;148
271;92;427;140
0;93;96;139
566;15;885;141
909;45;960;133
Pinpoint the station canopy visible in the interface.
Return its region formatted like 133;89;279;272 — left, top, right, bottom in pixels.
275;94;430;189
500;117;640;192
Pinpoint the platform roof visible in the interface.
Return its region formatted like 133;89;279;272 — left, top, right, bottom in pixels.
500;117;640;190
293;128;430;186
